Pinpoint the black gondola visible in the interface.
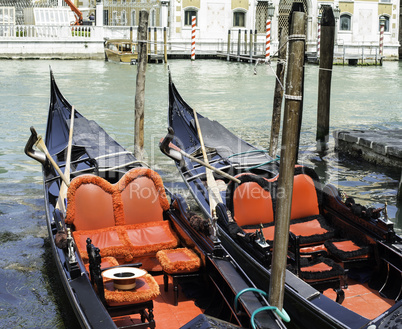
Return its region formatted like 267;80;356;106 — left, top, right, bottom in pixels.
25;70;288;329
160;73;402;329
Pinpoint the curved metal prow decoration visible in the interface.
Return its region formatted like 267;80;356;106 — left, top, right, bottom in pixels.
25;126;47;165
159;127;184;163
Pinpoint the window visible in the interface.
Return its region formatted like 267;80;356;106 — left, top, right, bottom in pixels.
121;10;127;25
233;11;245;28
184;10;197;26
131;10;136;26
112;11;118;25
339;14;351;31
150;9;156;26
379;16;389;32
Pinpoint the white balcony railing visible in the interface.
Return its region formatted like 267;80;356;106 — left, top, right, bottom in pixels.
0;24;97;40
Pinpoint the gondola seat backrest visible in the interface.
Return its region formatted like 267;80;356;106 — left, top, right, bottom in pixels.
66;174;117;231
231;174;275;227
290;174;320;220
117;167;170;225
286;172;334;246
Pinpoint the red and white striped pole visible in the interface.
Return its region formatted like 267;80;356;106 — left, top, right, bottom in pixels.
265;19;271;62
317;18;321;58
379;17;385;57
191;16;196;61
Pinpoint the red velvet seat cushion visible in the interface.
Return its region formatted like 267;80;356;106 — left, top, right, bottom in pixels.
243;216;334;246
324;239;370;261
122;221;179;257
299;257;344;282
156;248;201;274
73;221;179;262
73;226;133;262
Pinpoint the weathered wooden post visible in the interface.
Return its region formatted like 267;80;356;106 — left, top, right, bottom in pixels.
147;27;151;55
163;27;167;63
316;6;335;152
244;29;248;55
268;8;306;311
237;29;241;60
134;10;148;160
227;30;231;61
398;171;402;204
249;29;253;61
254;29;257;56
269;28;287;157
154;27;157;54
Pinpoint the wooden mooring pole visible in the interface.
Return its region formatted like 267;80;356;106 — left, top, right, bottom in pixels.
147;27;151;56
227;30;231;61
134;10;148;160
249;29;253;61
163;27;167;63
398;171;402;205
237;29;241;61
316;6;335;152
269;28;287;157
244;29;248;55
268;9;306;311
154;27;157;54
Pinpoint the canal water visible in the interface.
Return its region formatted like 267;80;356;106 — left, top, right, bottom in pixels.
0;59;400;328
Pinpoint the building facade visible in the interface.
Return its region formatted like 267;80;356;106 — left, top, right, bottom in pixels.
100;0;400;59
0;0;399;59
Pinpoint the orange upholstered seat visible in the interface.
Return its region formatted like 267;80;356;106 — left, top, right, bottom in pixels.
66;168;178;265
103;273;160;307
86;239;159;327
324;239;371;261
156;248;201;274
238;173;334;246
299;257;344;283
73;226;133;262
290;174;320;220
287;174;334;245
123;221;179;257
66;175;118;230
156;248;201;306
118;168;170;225
233;181;274;227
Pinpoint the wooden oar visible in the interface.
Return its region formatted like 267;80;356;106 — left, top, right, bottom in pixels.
34;135;70;187
160;127;240;184
56;106;75;216
191;108;223;215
